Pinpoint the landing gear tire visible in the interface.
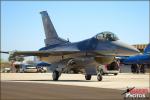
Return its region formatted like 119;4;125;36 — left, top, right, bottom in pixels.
85;75;91;80
114;73;118;75
52;71;59;81
97;74;102;81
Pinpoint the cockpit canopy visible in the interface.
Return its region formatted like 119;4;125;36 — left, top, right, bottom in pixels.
94;31;119;41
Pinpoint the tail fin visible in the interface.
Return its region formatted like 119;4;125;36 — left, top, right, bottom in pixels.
144;44;150;54
40;11;67;46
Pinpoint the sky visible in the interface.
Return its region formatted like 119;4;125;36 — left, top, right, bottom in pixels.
1;1;149;61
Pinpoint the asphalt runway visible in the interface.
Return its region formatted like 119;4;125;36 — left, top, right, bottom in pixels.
1;81;123;100
1;73;149;100
1;73;149;90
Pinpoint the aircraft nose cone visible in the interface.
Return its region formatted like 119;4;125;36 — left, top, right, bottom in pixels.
112;41;140;56
127;46;140;55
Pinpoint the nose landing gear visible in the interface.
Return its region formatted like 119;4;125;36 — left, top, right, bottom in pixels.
97;73;102;81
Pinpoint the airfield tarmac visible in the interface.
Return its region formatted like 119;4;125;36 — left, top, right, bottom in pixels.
1;73;150;100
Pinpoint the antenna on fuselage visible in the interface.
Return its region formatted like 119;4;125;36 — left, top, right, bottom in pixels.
67;38;70;42
149;32;150;44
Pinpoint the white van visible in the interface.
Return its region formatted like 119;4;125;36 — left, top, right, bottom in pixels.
20;64;38;73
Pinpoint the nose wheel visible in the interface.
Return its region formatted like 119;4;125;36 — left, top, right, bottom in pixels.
97;74;102;81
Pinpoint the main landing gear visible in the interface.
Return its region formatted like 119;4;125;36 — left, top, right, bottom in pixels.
85;75;92;80
52;71;60;81
85;74;102;81
52;71;103;81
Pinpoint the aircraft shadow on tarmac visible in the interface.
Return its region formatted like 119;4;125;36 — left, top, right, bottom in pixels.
6;79;112;82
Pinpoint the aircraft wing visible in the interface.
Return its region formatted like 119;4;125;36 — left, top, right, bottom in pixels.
0;51;9;54
1;50;80;57
1;50;116;57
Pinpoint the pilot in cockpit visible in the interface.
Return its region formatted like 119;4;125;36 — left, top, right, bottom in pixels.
106;34;111;40
95;31;119;41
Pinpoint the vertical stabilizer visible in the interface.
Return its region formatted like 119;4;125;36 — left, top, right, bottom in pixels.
40;11;67;46
144;44;150;54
